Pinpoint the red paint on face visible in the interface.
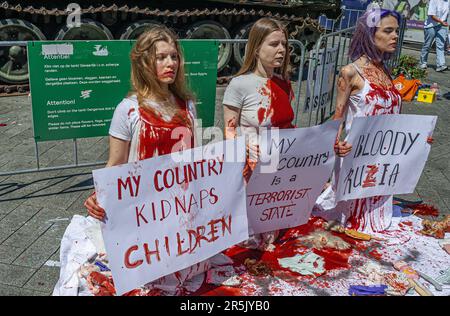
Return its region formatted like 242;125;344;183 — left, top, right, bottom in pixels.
137;97;193;160
257;77;294;128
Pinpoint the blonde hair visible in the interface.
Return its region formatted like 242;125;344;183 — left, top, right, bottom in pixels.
235;18;291;80
129;26;193;110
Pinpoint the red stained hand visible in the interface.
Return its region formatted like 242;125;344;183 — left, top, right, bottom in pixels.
84;192;105;220
334;140;353;157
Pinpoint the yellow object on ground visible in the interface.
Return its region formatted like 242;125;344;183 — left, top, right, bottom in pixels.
417;89;436;103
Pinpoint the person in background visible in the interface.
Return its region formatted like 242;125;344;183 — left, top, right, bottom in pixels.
447;7;450;54
419;0;449;71
223;17;295;250
395;0;412;18
314;9;403;234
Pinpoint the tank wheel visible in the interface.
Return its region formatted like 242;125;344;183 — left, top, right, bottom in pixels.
232;22;253;67
119;20;162;40
55;19;113;40
0;19;46;84
185;20;232;72
290;19;323;50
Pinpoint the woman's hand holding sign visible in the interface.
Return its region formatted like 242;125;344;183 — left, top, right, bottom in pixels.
334;139;353;157
85;192;105;220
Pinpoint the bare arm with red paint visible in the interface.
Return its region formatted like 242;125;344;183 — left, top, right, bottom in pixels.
85;136;130;220
333;65;359;157
223;105;240;140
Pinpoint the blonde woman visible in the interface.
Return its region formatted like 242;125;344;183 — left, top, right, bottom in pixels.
85;26;196;219
223;18;295;250
81;26;210;295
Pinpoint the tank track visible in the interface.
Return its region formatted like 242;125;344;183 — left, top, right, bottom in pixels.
0;83;29;96
0;1;330;92
1;2;311;22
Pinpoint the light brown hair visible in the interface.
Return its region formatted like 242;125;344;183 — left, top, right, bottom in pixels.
129;26;193;110
235;18;290;80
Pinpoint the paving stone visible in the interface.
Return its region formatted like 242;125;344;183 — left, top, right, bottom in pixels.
0;199;24;217
0;263;36;287
0;284;48;296
13;222;69;268
0;204;41;232
23;266;60;293
0;228;14;244
0;245;24;264
2;217;53;249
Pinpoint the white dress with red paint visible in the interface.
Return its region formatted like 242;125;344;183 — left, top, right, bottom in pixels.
314;63;402;233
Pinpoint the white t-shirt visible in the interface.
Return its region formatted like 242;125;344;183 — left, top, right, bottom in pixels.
425;0;449;28
109;95;140;142
109;94;197;162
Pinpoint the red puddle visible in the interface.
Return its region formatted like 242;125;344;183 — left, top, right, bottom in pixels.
193;217;361;295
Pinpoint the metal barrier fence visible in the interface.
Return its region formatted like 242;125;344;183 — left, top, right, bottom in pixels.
0;39;306;177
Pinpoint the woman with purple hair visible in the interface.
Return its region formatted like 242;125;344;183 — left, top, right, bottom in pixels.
314;9;403;233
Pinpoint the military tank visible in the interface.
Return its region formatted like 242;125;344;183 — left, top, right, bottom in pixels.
0;0;341;92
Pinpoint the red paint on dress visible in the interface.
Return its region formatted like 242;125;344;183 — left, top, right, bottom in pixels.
137;97;193;161
256;77;294;128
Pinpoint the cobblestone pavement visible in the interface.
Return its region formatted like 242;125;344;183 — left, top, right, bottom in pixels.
0;48;448;296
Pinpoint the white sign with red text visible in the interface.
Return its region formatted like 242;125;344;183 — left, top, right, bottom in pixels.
336;114;437;201
93;137;248;295
246;120;340;234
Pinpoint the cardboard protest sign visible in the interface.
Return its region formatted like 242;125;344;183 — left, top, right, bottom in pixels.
336;114;437;201
304;47;338;113
93;137;248;295
246;120;340;234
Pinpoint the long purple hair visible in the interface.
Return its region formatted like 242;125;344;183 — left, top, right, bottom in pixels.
348;9;401;63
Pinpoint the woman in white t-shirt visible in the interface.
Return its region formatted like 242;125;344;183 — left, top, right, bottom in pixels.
223;18;295;250
85;26;196;219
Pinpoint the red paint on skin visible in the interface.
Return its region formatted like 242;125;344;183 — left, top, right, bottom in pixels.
257;77;294;128
138;97;193;160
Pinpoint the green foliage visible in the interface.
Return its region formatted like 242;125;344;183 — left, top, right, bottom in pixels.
392;55;427;80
